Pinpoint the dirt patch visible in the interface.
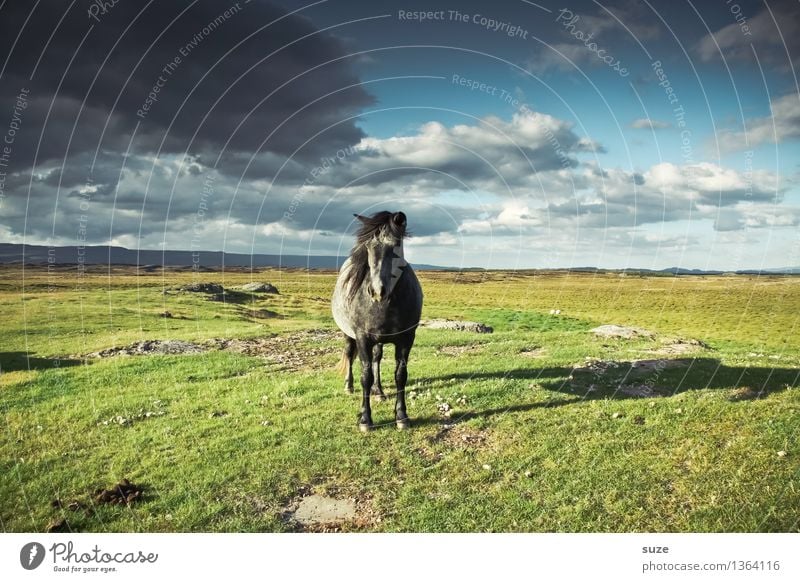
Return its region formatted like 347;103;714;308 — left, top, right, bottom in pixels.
246;309;280;319
282;487;378;532
93;479;144;505
421;319;493;333
570;357;694;397
575;357;692;378
646;338;710;355
83;330;338;369
728;386;764;401
291;495;356;525
590;324;655;339
204;329;339;371
629;358;692;375
437;344;484;356
518;346;546;358
430;424;489;450
86;340;205;358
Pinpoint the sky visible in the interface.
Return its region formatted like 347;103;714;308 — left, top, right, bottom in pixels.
0;0;798;270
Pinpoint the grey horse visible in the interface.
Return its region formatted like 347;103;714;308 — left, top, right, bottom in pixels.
332;211;423;432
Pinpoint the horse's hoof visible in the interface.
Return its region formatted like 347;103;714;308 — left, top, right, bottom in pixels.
396;419;411;431
345;386;354;394
359;422;373;433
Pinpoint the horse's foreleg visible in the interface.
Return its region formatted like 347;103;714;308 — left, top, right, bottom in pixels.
357;337;375;432
394;341;412;430
371;343;386;400
344;336;356;393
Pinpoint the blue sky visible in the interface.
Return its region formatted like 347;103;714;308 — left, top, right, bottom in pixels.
1;0;798;269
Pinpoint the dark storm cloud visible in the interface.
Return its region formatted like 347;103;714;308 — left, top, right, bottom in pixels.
695;0;800;71
0;0;373;173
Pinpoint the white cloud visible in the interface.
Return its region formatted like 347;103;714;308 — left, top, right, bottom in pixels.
717;93;800;151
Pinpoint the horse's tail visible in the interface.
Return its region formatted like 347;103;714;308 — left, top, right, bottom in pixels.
335;349;349;378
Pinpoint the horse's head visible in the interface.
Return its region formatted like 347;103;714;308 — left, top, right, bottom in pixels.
354;211;408;302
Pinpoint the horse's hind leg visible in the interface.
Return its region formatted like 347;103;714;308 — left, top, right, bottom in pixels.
357;336;376;432
394;339;412;430
371;343;386;400
344;336;356;393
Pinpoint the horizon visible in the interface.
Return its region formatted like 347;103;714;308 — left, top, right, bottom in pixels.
2;242;798;273
1;1;798;270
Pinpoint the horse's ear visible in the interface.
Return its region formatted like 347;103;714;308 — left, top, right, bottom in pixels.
393;212;407;229
353;213;367;223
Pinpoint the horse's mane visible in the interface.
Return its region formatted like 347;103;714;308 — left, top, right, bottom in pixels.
343;211;407;300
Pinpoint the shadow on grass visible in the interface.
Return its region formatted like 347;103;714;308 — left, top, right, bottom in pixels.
363;358;800;429
0;352;82;373
424;358;799;397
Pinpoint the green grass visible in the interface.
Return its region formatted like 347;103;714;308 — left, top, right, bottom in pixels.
1;266;799;532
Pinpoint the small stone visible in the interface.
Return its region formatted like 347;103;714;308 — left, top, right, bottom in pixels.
612;412;623;419
675;408;683;414
777;450;787;458
524;470;532;478
482;464;491;471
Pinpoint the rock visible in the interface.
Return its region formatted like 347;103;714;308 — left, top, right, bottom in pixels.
177;282;224;294
87;339;205;358
241;282;279;293
159;311;173;318
420;319;493;333
777;450;787;458
590;324;655;339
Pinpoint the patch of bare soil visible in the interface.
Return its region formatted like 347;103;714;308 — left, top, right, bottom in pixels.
590;324;655;339
204;329;339;371
245;308;280;319
728;386;764;401
47;478;145;531
86;340;205;358
93;479;144;505
645;338;710;355
429;424;489;450
518;346;546;358
571;357;696;397
437;344;484;356
281;486;379;532
421;319;493;333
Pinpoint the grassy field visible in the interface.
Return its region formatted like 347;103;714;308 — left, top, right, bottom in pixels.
1;264;799;532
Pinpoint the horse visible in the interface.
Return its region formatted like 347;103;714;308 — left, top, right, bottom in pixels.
331;211;423;432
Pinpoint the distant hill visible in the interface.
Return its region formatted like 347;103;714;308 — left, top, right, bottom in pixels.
0;244;797;274
0;243;450;270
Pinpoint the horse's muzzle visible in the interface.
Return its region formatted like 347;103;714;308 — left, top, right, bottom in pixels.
368;284;388;302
